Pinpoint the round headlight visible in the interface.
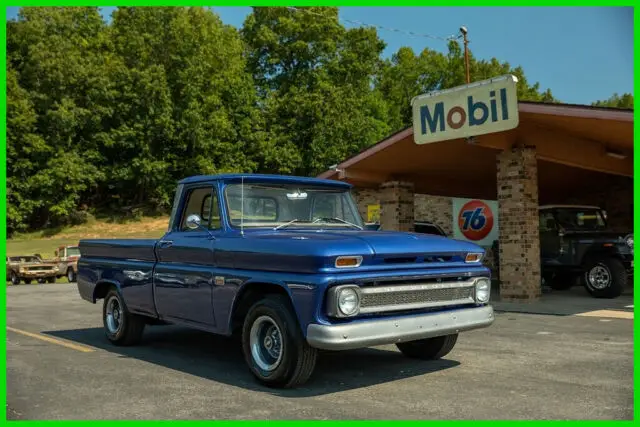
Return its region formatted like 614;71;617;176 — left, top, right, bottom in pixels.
338;288;360;316
475;278;491;303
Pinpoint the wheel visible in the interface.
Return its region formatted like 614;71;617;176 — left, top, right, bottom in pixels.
396;334;458;360
584;257;626;299
47;276;56;283
549;272;574;290
24;279;32;285
67;268;77;283
241;294;318;388
10;272;20;285
102;288;145;346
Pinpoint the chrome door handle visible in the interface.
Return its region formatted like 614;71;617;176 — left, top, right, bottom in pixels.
159;240;173;248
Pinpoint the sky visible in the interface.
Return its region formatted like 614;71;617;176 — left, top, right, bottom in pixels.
6;6;633;105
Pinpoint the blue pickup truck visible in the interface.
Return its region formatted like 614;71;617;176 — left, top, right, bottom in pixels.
77;174;494;388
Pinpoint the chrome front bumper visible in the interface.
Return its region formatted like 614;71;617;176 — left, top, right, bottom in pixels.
306;305;494;351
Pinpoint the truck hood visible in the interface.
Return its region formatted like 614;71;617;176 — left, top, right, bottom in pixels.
215;229;485;273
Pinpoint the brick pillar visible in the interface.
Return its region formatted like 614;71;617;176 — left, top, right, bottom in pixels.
380;181;414;232
496;147;541;302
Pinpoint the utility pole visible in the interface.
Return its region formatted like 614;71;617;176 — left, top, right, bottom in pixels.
460;26;470;84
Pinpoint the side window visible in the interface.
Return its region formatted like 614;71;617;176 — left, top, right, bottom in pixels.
209;192;221;229
179;186;221;231
539;212;556;233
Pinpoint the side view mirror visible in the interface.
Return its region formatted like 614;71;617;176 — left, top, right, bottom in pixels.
186;214;203;230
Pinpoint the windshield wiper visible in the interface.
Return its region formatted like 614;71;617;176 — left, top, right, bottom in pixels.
312;217;363;230
274;219;303;230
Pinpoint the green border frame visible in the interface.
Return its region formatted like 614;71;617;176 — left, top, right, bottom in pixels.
2;3;637;422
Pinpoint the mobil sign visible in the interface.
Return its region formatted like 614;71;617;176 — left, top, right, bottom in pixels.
452;197;499;246
411;75;519;145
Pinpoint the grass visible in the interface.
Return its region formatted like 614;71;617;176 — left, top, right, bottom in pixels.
7;215;170;259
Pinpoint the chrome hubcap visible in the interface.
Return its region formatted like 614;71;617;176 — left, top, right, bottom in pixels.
588;265;611;290
105;296;123;334
249;316;283;372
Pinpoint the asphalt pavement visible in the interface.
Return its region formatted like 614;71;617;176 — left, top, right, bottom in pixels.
6;283;634;420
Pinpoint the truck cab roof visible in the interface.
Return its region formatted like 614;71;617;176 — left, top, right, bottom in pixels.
177;173;352;189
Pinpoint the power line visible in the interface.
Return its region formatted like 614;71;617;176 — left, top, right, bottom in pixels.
285;6;459;44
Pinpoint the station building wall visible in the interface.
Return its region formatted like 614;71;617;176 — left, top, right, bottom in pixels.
351;174;633;281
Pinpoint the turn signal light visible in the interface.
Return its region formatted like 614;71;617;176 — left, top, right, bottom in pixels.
465;253;483;263
335;256;363;268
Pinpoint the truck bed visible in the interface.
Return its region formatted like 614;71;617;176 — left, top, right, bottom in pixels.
77;239;159;317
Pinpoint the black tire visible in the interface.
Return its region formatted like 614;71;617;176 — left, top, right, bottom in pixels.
10;272;20;285
583;257;626;299
241;294;317;388
549;272;574;290
396;333;458;360
23;279;32;285
102;288;145;346
47;276;56;284
67;268;77;283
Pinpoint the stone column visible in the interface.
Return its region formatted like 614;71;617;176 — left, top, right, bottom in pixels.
380;181;414;232
496;146;541;302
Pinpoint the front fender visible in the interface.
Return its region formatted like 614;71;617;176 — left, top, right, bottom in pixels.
222;278;320;337
580;246;625;266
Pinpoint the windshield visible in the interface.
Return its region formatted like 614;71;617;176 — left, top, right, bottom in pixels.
9;256;40;263
66;247;80;256
224;183;363;229
554;208;607;230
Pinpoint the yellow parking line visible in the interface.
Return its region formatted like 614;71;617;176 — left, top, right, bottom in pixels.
574;310;634;320
7;326;95;353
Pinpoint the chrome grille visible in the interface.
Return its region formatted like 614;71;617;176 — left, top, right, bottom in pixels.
26;266;54;271
361;287;474;307
358;280;477;314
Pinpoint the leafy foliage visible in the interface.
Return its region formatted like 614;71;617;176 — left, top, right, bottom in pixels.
5;6;624;235
591;93;633;109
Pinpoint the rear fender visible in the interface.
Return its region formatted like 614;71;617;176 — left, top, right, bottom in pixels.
93;279;122;303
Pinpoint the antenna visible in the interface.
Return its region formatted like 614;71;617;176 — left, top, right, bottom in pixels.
240;175;244;236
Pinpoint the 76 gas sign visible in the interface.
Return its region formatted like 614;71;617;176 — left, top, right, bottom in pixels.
452;198;499;245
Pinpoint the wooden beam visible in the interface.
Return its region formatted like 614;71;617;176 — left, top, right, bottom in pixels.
516;124;633;177
338;169;388;184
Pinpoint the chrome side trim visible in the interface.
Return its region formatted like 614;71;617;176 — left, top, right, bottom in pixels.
307;305;494;351
123;270;152;281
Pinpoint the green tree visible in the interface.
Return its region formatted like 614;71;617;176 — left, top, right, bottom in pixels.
7;7;108;231
242;7;391;176
591;93;634;109
108;7;263;208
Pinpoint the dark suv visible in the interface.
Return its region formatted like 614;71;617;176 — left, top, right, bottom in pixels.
539;205;633;298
